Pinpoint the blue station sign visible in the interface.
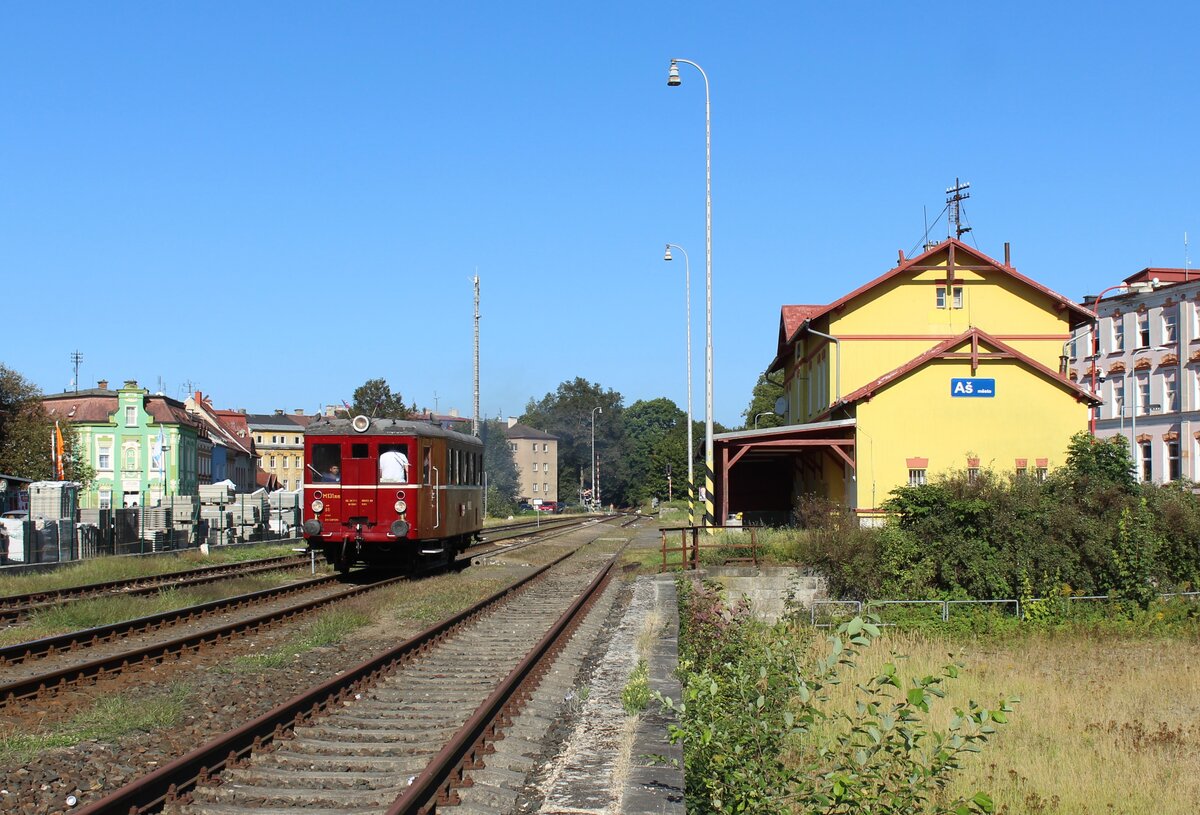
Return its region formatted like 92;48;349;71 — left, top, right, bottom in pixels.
950;378;996;398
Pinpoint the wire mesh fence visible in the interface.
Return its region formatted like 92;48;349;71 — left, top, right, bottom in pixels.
810;593;1200;627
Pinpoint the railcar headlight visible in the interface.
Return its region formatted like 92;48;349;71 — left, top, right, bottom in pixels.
390;520;410;537
394;499;407;513
311;499;324;513
302;519;322;536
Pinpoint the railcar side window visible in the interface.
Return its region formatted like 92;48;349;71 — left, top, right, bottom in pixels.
423;447;431;484
312;444;341;483
351;443;369;459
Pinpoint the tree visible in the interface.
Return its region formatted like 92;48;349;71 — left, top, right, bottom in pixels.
624;398;688;505
1062;431;1136;491
0;364;93;486
480;419;520;516
522;377;631;506
741;372;785;430
351;378;411;419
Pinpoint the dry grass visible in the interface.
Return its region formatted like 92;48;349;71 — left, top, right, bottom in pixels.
817;627;1200;814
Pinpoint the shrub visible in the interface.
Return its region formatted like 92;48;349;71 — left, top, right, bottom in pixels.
661;580;1015;814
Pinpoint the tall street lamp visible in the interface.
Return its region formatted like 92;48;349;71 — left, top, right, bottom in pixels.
664;243;694;526
591;406;603;510
667;57;714;530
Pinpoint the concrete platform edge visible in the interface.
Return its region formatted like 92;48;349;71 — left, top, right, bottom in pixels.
621;573;686;814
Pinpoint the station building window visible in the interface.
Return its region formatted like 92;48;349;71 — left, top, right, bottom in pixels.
907;468;926;487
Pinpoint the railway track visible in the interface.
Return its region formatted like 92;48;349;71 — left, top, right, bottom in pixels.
0;571;399;710
0;553;320;625
70;517;640;815
0;517;622;711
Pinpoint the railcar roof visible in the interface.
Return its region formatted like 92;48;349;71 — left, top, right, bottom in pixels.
305;416;482;445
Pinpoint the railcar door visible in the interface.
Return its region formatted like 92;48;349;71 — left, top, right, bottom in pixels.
340;439;377;527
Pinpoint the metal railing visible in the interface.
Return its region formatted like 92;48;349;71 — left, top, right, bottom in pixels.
659;525;759;571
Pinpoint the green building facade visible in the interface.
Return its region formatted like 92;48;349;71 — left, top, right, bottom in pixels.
44;380;200;509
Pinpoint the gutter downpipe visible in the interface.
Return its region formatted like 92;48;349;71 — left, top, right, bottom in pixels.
804;324;841;404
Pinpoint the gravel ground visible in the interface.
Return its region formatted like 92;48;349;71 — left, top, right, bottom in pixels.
0;525;618;815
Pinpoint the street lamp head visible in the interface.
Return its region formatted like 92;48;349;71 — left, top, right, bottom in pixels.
664;245;673;261
667;61;681;86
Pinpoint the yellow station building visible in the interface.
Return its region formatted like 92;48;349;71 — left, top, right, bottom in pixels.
714;238;1099;524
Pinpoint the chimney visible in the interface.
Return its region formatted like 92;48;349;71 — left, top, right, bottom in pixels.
123;380;138;389
448;408;460;418
293;409;304;415
324;405;337;417
507;416;518;428
98;380;108;390
897;249;905;265
1004;242;1011;267
274;409;284;415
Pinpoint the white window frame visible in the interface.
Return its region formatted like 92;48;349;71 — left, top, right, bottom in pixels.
908;468;927;487
125;405;137;427
1164;312;1179;345
1112;317;1124;352
1165;373;1179;412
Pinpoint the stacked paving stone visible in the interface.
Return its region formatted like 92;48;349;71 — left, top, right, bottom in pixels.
28;481;79;520
268;491;300;536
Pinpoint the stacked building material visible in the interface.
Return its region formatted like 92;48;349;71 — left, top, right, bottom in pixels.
33;519;59;562
199;482;236;505
28;482;80;521
77;524;102;559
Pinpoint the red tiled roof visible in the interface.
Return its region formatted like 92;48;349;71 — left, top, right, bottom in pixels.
781;305;824;339
1122;267;1198;286
814;328;1098;418
44;395;117;423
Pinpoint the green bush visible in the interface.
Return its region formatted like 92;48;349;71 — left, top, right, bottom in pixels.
662;580;1014;814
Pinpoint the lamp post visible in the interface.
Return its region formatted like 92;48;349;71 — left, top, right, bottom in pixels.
591;406;602;510
667;57;714;530
754;412;773;429
664;243;694;526
1087;283;1132;435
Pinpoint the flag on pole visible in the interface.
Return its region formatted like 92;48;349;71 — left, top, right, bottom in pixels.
54;422;65;480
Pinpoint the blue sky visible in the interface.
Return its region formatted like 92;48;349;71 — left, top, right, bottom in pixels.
3;2;1197;427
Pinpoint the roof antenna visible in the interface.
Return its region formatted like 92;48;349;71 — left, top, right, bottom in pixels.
1186;231;1190;283
946;178;972;240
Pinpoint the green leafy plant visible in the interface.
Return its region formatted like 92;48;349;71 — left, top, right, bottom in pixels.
661;583;1015;814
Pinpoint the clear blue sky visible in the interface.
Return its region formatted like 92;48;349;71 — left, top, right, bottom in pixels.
3;2;1197;427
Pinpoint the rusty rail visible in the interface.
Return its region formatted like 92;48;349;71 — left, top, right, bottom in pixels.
71;547;585;815
0;553;319;623
386;550;619;813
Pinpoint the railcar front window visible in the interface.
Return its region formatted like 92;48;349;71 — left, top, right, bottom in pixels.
379;443;411;483
312;444;341;483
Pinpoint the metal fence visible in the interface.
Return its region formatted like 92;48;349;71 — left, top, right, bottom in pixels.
810;592;1200;627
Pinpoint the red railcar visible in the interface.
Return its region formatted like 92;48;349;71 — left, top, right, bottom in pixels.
302;416;484;571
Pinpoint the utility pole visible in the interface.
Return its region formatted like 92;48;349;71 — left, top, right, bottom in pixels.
473;273;481;437
946;178;972;240
70;350;83;393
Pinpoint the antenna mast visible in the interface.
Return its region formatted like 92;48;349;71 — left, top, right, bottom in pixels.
473;273;481;437
70;350;83;393
946;178;972;240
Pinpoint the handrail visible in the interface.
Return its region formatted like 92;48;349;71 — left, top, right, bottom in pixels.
432;466;441;529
